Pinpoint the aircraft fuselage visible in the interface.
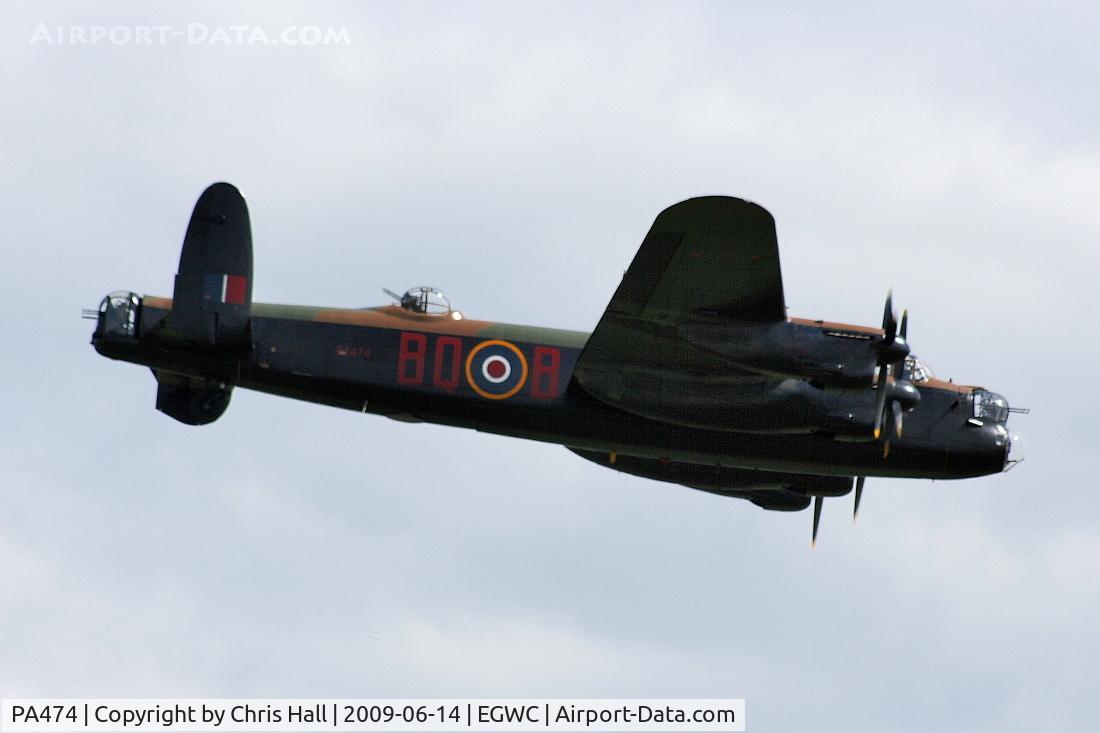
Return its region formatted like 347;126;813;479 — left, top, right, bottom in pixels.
92;296;1008;480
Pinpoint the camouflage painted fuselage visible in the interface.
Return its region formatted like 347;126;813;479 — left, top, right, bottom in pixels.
93;296;1006;481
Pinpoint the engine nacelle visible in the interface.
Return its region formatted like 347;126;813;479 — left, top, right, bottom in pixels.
678;319;887;388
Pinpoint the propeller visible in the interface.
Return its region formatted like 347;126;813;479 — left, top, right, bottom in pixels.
815;296;920;545
872;293;920;450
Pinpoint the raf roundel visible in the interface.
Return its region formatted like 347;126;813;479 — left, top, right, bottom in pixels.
465;339;528;399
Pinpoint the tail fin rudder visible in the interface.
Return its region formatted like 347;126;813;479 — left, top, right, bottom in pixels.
170;182;253;347
157;182;250;425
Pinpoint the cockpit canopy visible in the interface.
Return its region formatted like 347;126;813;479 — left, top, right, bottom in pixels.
400;286;451;314
386;286;463;319
973;390;1010;423
904;354;934;383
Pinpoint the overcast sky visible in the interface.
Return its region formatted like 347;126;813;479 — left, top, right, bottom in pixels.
2;1;1098;730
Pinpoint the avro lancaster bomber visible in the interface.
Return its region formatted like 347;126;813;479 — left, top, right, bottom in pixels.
88;183;1025;543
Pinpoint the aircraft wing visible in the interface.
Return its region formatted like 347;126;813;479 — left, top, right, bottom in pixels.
596;196;784;325
567;448;853;513
574;196;786;406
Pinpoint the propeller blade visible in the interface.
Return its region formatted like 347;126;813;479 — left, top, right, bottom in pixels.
853;477;865;520
891;309;911;378
872;363;890;439
812;495;823;547
881;290;897;345
892;399;904;439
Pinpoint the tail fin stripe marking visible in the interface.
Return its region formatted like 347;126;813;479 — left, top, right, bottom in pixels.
225;275;247;304
202;273;248;304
